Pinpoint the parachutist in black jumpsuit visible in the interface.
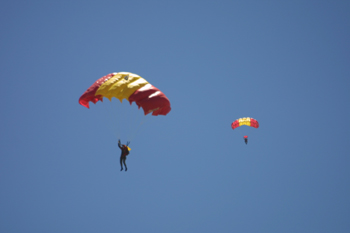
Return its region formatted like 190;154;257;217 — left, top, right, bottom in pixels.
244;136;248;144
118;140;129;171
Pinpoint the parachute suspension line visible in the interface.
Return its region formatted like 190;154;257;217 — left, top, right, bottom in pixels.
118;99;131;141
108;98;121;140
127;114;151;142
109;99;149;143
125;101;137;141
108;98;131;141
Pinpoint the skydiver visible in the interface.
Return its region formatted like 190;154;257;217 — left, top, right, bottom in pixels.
118;140;130;171
244;136;248;144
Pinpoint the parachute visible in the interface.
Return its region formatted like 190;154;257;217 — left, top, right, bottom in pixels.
79;72;171;142
244;135;248;144
79;72;171;116
231;117;259;130
231;117;259;144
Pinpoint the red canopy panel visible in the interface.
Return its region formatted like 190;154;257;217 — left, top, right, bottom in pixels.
129;84;171;116
231;120;240;130
250;118;259;128
78;73;114;108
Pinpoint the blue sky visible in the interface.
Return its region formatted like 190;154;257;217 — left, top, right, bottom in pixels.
1;1;349;232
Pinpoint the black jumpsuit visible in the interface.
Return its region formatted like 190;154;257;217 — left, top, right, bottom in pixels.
118;143;129;171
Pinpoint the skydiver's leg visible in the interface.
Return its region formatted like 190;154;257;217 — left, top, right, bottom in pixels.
123;157;127;171
120;156;123;171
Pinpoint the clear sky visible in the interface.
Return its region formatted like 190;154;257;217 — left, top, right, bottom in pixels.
1;1;349;232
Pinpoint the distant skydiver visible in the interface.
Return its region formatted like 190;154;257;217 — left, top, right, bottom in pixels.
244;135;248;144
118;140;130;171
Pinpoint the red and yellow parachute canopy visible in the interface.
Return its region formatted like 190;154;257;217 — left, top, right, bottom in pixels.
79;72;171;116
231;117;259;130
